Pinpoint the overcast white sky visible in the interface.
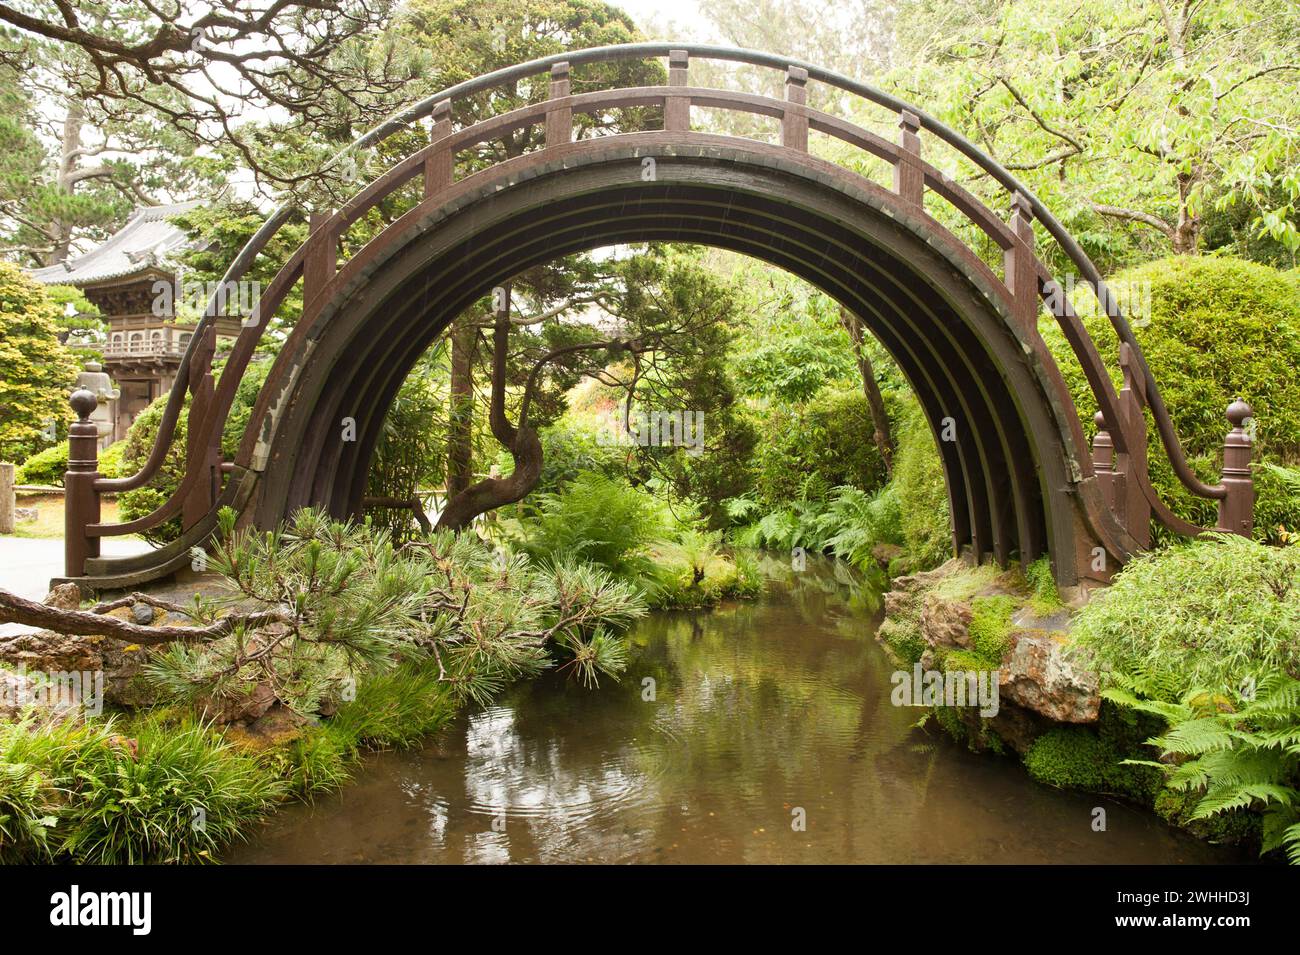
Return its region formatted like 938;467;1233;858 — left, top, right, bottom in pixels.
614;0;719;42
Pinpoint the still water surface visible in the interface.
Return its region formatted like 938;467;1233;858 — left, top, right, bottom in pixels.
228;558;1243;864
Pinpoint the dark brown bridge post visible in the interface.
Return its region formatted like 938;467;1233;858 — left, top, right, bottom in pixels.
1112;343;1151;547
665;50;690;131
63;389;101;578
1091;410;1115;510
425;100;453;198
182;324;221;530
1005;193;1038;334
546;61;572;147
894;110;923;205
302;208;338;323
781;66;808;151
1217;399;1254;537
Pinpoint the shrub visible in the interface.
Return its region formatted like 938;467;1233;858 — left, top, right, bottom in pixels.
16;439;128;486
1072;533;1300;698
15;443;66;486
1042;256;1300;540
645;530;762;608
891;399;952;568
0;262;80;462
749;388;893;506
1109;672;1300;862
518;472;667;576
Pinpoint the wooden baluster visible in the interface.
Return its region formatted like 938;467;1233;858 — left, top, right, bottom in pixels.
1217;399;1255;537
893;110;924;206
302;209;338;321
182;325;220;530
64;389;101;577
424;100;453;198
1112;343;1151;547
1005;192;1039;334
1091;410;1115;510
781;66;808;152
546;61;572;148
665;49;690;131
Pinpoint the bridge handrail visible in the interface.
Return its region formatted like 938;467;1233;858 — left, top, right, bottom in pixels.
89;42;1227;544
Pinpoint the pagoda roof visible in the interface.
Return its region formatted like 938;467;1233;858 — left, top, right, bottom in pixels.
29;201;199;288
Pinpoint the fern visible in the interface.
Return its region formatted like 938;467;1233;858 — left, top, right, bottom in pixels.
1114;671;1300;862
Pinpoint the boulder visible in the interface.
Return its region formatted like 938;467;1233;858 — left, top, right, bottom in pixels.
130;602;156;625
999;630;1100;723
43;583;83;610
0;667;82;723
920;594;973;650
870;542;904;569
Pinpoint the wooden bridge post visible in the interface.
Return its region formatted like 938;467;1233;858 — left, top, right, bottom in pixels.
1091;411;1115;510
781;66;808;152
665;50;690;131
1005;192;1039;334
546;61;572;147
1217;399;1254;537
893;110;924;206
1112;343;1151;547
424;100;453;198
63;389;101;578
302;208;338;320
182;324;221;530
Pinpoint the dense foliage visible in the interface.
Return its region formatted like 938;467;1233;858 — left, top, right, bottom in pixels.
0;263;79;463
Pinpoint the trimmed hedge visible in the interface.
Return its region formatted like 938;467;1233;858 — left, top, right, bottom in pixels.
1042;256;1300;540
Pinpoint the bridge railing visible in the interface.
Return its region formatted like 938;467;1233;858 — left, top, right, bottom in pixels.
62;43;1254;577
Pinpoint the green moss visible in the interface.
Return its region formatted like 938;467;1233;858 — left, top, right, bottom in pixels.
1025;557;1064;614
1154;788;1262;846
879;617;926;665
1023;726;1161;802
968;594;1015;666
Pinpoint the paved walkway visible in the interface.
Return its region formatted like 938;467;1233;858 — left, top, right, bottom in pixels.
0;536;155;636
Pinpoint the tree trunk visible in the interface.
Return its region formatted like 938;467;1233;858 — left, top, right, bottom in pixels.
1172;171;1200;254
446;318;476;499
839;307;894;473
436;283;546;532
49;98;84;265
434;425;543;532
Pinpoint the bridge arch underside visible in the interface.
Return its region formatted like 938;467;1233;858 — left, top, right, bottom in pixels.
249;145;1103;584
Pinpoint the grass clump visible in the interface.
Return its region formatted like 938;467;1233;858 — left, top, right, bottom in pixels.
1072;534;1300;698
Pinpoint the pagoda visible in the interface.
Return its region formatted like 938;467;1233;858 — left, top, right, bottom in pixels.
28;201;241;443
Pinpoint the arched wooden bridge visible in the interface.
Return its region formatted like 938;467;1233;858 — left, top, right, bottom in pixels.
60;44;1255;593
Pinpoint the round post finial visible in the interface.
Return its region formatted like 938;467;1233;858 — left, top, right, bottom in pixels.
69;388;98;422
1226;398;1252;430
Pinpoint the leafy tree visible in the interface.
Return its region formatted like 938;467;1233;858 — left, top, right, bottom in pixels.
885;0;1300;264
0;261;79;462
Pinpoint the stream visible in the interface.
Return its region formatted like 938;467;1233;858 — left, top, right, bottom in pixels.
226;557;1245;864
